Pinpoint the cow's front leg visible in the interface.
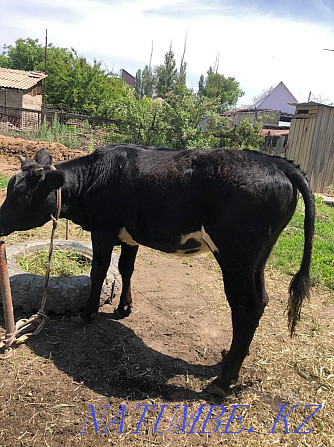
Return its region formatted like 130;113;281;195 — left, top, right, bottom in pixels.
115;243;139;318
78;231;117;323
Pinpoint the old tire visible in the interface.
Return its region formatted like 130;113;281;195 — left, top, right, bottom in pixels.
1;240;120;314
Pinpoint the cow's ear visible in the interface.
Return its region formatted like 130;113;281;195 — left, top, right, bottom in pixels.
35;148;53;166
44;170;64;191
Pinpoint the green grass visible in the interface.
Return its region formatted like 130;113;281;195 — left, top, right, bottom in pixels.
269;196;334;290
0;174;9;188
16;248;91;278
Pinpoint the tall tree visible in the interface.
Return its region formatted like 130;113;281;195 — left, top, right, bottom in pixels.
135;69;143;99
135;65;154;99
198;74;205;95
0;38;44;70
142;65;154;98
199;68;244;111
178;61;187;86
0;37;128;116
154;44;178;98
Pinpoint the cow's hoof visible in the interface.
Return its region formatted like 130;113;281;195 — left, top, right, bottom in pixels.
114;306;132;318
71;312;95;324
205;380;228;397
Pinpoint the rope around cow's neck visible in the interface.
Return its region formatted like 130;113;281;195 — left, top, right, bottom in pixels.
0;166;61;355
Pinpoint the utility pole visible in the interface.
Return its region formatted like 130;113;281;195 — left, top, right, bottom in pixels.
43;29;47;108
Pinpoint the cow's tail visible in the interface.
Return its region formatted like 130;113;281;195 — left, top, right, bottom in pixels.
283;163;315;336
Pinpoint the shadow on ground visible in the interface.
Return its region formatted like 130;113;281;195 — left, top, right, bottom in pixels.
1;309;228;403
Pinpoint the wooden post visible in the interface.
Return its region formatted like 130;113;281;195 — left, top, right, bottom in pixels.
65;219;69;240
0;241;15;356
43;29;48;108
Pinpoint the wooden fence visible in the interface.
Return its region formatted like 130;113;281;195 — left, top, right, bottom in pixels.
0;105;119;131
286;102;334;193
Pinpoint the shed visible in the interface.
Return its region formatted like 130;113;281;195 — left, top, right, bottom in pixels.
0;67;46;129
0;67;46;109
286;102;334;193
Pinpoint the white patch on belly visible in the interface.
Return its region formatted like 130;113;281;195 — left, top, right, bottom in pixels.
201;226;219;254
118;226;219;256
118;227;139;246
174;226;219;256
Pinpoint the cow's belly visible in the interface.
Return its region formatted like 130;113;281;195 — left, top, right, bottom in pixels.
117;226;219;256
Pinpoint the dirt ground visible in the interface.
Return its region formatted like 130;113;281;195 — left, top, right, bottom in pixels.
0;136;333;447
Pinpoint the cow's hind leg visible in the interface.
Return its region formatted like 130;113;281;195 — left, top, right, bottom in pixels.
255;253;270;308
115;243;139;318
208;261;267;396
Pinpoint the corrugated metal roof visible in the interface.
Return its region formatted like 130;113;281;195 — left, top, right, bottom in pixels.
293;101;334;109
0;67;46;90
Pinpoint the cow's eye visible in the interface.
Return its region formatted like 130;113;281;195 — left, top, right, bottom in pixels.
13;180;26;193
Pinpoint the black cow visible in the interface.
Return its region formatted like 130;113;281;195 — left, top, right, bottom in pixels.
0;144;315;395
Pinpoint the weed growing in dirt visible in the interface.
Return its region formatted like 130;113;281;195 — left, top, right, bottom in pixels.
17;115;81;149
36;116;80;149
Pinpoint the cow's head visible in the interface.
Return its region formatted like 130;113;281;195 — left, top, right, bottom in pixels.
0;149;64;236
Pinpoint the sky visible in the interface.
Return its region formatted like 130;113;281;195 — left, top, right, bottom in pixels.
1;0;334;106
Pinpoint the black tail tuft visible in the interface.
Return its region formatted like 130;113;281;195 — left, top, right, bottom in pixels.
288;268;311;336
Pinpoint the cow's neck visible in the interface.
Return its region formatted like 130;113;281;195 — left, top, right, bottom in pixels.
54;156;93;231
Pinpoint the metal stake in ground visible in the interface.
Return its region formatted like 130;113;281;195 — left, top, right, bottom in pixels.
0;240;15;358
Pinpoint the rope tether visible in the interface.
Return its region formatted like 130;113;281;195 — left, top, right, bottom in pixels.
0;165;61;357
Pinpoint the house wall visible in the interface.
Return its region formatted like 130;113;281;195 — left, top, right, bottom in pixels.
259;82;296;115
286;104;334;193
0;89;23;107
22;82;43;110
121;69;135;87
22;91;42;109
